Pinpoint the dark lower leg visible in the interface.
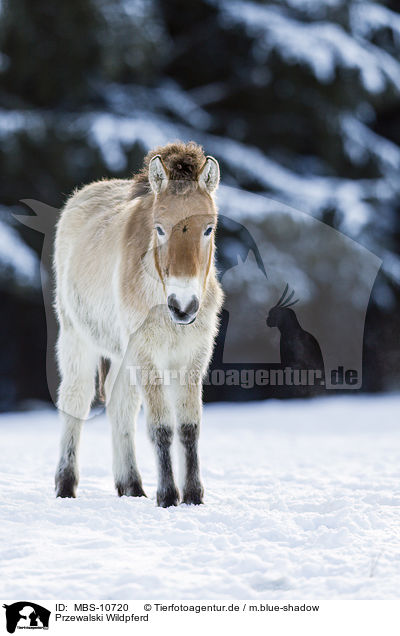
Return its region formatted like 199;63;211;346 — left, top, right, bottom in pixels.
150;425;179;507
178;422;204;505
55;415;82;498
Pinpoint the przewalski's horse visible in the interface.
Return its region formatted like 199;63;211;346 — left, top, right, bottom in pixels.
54;141;223;507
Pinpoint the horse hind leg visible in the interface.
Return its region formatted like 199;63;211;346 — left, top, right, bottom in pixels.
105;362;146;497
55;329;97;498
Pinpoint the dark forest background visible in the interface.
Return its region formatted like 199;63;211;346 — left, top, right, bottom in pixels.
1;0;400;410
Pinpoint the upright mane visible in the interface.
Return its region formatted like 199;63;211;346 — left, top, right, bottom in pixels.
131;141;207;198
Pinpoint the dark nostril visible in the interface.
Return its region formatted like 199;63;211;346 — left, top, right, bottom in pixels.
167;293;180;313
167;294;177;310
167;295;185;320
185;296;199;316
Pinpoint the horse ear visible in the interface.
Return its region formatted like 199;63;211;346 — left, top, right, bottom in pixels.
149;155;168;194
198;156;220;193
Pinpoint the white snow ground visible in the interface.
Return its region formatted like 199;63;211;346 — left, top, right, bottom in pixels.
0;396;399;600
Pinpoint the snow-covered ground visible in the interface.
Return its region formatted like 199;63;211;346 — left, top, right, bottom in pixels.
0;396;399;600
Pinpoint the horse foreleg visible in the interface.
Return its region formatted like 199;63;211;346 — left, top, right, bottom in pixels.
175;382;204;505
143;379;179;507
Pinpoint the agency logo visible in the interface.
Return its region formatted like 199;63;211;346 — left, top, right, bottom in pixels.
15;194;381;403
2;603;50;633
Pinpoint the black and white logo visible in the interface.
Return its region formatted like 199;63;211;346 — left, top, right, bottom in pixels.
2;603;50;633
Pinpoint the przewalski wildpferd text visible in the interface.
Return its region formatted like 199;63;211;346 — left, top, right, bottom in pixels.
54;141;223;507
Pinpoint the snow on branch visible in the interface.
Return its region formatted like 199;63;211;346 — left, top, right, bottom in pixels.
215;0;400;92
351;2;400;45
341;114;400;171
0;212;40;289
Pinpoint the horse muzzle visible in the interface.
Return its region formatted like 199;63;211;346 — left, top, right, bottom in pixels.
167;293;199;325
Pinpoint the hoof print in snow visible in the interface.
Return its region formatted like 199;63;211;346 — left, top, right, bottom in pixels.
157;487;180;508
116;480;147;497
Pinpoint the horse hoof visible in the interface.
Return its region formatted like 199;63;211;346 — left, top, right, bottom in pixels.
116;480;147;497
157;487;180;508
182;486;204;505
55;468;77;498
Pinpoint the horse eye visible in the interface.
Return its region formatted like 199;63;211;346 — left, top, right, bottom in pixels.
156;226;165;236
204;227;213;236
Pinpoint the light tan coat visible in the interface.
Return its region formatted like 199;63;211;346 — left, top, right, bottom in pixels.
54;142;223;507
